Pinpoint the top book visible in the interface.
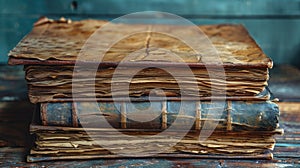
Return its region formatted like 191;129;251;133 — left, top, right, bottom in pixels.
8;17;272;69
8;18;274;102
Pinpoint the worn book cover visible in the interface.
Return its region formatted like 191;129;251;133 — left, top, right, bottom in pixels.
39;100;279;131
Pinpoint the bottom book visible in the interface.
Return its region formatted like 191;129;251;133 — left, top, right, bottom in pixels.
27;124;283;162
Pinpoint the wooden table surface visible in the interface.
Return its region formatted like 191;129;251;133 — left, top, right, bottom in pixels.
0;65;299;167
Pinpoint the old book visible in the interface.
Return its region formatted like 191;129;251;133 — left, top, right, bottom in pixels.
24;65;270;103
27;124;283;162
8;18;273;103
39;100;279;131
9;18;272;66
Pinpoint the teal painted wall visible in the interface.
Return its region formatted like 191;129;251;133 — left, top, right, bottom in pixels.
0;0;300;66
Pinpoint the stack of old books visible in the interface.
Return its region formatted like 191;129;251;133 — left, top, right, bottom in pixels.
9;17;282;162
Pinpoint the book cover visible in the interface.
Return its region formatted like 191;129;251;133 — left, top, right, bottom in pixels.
40;100;279;131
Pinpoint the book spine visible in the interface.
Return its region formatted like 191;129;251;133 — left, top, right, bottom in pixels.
40;101;279;131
